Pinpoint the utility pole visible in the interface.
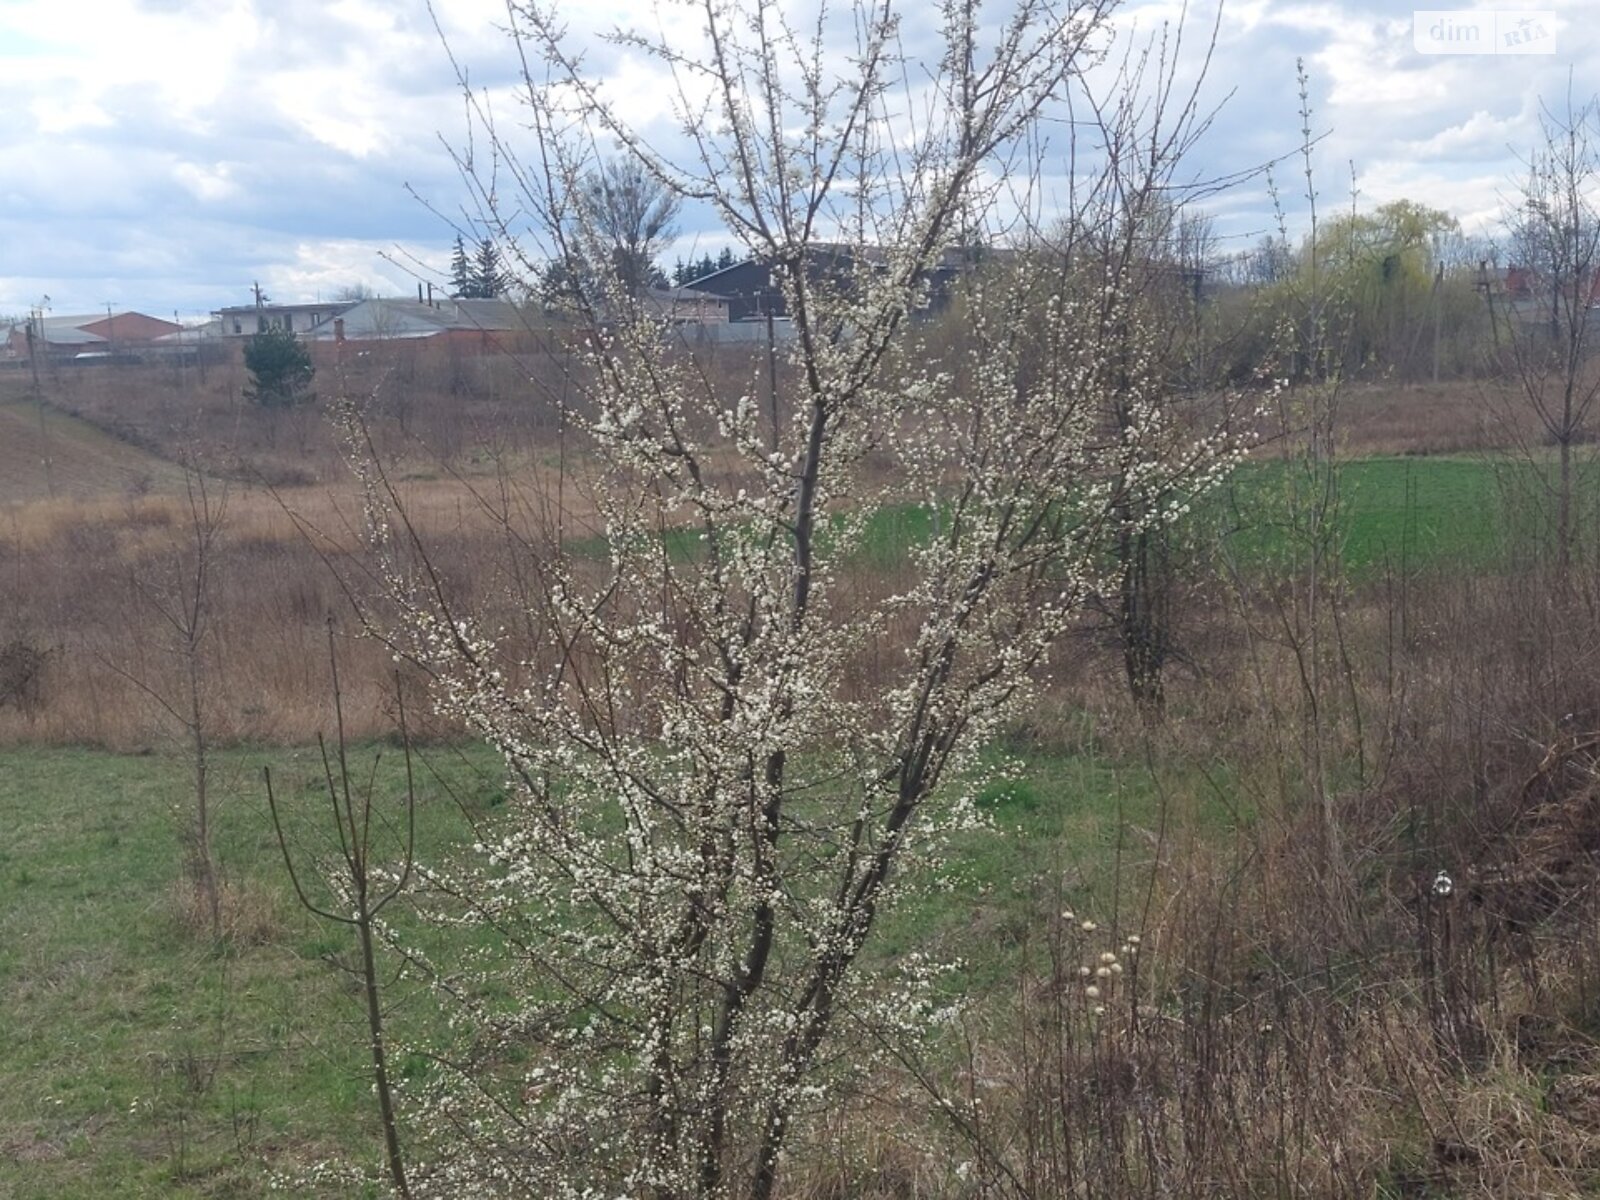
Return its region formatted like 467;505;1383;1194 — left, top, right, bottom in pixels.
29;298;54;499
26;305;41;395
1432;261;1444;384
1479;259;1504;356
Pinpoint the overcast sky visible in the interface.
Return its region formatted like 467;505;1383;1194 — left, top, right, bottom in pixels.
0;0;1593;320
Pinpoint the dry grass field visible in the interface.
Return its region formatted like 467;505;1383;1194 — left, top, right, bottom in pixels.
0;363;1576;748
0;359;560;747
0;348;778;747
0;398;186;504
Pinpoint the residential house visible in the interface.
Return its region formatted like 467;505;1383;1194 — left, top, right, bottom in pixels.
215;301;353;337
644;286;730;325
680;244;997;323
1485;264;1600;328
149;318;227;362
305;297;524;346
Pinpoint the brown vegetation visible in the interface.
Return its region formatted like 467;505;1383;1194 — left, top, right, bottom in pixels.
0;343;785;748
761;559;1600;1197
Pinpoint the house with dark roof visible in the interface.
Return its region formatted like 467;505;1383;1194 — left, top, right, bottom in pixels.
679;259;786;323
680;244;998;323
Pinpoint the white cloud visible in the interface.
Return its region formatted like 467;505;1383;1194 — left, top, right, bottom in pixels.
1404;109;1528;163
28;96;114;134
261;238;448;303
264;67;393;159
173;161;240;203
0;0;261;126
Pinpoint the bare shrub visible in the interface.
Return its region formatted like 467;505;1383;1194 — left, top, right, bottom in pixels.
0;637;53;718
169;876;284;947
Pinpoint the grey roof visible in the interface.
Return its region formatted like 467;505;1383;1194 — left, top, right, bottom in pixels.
155;319;224;344
647;285;732;303
682;244;1007;291
14;316;108;346
450;298;523;326
216;302;355;316
306;298;523;340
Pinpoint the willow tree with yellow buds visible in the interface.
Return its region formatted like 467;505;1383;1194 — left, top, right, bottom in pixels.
353;0;1248;1194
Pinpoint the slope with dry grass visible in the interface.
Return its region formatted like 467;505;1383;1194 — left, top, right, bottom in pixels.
0;398;185;505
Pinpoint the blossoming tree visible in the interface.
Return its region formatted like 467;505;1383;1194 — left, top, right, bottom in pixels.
352;0;1247;1194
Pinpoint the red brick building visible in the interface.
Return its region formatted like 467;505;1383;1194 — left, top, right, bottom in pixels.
4;311;183;361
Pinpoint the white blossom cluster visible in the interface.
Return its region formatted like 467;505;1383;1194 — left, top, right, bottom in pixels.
332;0;1256;1195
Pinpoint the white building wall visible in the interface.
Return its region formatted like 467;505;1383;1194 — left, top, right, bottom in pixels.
217;307;347;336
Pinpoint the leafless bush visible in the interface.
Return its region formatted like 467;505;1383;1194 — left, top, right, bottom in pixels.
0;637;53;718
169;875;285;946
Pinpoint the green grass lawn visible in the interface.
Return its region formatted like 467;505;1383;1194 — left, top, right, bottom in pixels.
1328;457;1509;571
0;737;1219;1196
1216;455;1558;574
847;454;1600;578
0;743;505;1198
562;452;1600;585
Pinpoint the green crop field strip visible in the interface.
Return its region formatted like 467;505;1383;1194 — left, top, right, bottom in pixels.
1216;455;1599;573
840;454;1600;577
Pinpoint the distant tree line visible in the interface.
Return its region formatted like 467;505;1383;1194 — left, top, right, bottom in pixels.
672;247;741;286
453;159;755;308
1193;198;1502;385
